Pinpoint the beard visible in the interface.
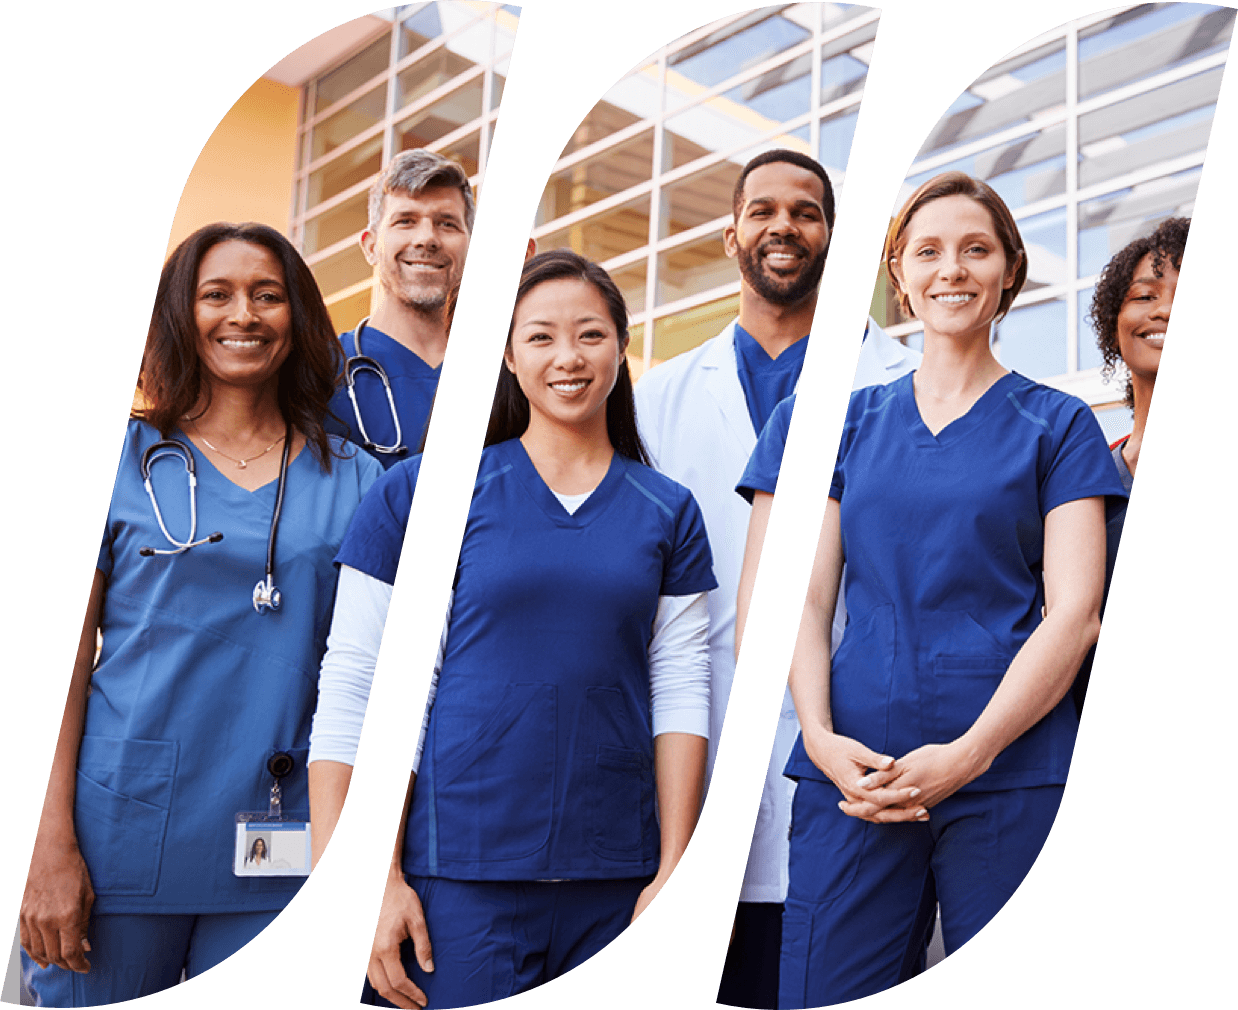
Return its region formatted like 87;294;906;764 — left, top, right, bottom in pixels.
737;237;827;306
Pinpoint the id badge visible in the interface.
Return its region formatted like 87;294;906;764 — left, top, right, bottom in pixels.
233;814;311;877
232;750;310;877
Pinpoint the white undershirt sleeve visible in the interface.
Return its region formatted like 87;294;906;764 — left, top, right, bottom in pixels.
648;591;711;739
308;566;390;767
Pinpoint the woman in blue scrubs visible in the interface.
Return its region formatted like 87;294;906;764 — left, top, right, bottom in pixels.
19;222;382;1006
308;249;715;1009
736;172;1127;1007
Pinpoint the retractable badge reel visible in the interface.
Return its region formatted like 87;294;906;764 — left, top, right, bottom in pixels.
233;752;312;877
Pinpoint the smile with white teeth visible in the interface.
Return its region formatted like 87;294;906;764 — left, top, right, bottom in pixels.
219;338;265;349
550;380;589;393
1137;331;1166;347
932;293;976;305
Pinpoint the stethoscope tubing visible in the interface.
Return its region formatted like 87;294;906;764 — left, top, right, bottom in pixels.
138;426;291;615
344;318;407;456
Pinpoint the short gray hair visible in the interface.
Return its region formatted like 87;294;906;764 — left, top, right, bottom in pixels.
367;149;476;233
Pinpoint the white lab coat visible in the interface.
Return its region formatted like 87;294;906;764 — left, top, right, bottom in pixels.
634;316;920;903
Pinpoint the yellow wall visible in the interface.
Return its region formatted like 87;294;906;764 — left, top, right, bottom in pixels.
166;78;301;255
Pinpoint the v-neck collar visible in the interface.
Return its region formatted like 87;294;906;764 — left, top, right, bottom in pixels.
176;428;310;503
502;438;626;528
355;323;442;376
897;370;1020;448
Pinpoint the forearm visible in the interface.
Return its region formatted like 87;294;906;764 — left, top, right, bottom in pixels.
388;772;416;879
957;604;1100;778
734;493;771;657
955;496;1106;779
38;570;105;846
308;760;354;868
652;732;706;871
786;500;844;737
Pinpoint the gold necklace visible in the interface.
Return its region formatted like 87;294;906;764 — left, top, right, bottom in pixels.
184;417;285;469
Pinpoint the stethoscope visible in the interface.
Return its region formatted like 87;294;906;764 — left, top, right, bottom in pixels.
138;427;291;614
343;317;407;457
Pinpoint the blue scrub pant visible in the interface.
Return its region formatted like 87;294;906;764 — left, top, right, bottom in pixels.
779;781;1064;1009
21;910;280;1007
364;875;648;1009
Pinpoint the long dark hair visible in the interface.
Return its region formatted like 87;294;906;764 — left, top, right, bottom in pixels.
136;222;343;471
484;249;650;465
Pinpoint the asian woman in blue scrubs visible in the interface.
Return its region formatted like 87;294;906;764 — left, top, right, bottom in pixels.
307;249;716;1009
736;173;1127;1007
19;223;382;1006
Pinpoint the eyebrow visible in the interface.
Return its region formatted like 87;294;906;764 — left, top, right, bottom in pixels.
746;196;823;211
520;314;609;327
197;277;285;288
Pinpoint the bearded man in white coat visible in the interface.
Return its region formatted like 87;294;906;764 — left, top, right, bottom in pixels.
634;149;920;1008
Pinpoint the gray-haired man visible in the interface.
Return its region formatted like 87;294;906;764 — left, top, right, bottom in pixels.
328;149;474;468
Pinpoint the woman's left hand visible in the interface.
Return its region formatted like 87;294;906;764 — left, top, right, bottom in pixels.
841;741;987;818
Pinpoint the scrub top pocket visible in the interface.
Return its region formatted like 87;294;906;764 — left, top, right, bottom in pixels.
73;736;177;896
584;687;655;860
432;683;557;864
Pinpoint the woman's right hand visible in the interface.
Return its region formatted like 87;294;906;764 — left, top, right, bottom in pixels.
800;724;927;824
19;834;95;973
367;865;434;1009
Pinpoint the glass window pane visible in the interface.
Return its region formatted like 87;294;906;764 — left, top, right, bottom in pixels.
326;286;373;337
627;323;646;372
566;59;659;153
398;47;477;110
1078;4;1233;101
311;244;372;298
396;78;485;151
657;232;733;306
994;297;1067;379
819;16;878;105
538;131;654;227
1077;166;1202;277
540;196;651;262
650;294;740;363
311;84;386;160
1019;206;1067;294
819;108;859;175
1077;283;1105;370
918;38;1066;161
401;1;477;57
666;9;811;97
315;33;390;114
1078;68;1223;190
306;134;383;208
303;192;369;256
610;261;647;316
660;158;742;238
439;130;481;178
665;58;811;165
905;122;1067;211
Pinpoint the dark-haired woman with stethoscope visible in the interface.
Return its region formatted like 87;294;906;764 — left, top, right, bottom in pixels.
19;222;382;1006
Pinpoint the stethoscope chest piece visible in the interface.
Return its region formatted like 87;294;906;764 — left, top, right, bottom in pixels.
253;577;282;614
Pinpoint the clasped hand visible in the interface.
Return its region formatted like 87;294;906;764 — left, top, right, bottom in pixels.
803;728;982;823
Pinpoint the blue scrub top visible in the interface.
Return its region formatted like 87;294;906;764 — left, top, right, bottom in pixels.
327;323;441;469
727;393;797;504
83;419;381;913
738;373;1127;792
336;438;717;880
733;324;809;435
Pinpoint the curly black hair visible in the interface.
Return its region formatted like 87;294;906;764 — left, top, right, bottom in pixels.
1087;217;1190;410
